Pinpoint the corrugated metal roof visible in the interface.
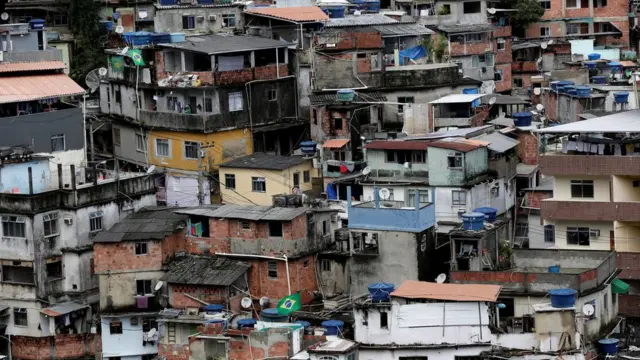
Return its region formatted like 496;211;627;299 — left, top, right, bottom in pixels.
365;140;429;150
428;138;486;152
162;256;250;286
536;109;640;133
429;94;486;104
391;280;502;302
371;23;433;37
0;61;65;73
437;23;495;34
309;92;387;105
0;74;85;104
92;209;188;243
155;3;238;9
472;132;519;153
158;34;291;55
175;204;308;221
405;125;492;140
488;116;542;130
323;139;350;149
516;163;538;176
325;14;399;27
41;301;89;317
491;94;530;105
220;153;309;170
245;6;329;22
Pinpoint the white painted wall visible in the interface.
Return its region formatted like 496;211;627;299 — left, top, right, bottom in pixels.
527;214;551;249
358;345;491;360
3;299;43;337
166;173;210;206
101;315;158;358
542;220;613;251
552;175;610;202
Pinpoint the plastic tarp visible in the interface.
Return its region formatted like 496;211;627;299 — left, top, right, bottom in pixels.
326;183;337;200
399;45;426;65
463;88;480;108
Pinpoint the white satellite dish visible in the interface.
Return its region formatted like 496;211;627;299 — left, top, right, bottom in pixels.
0;13;8;21
436;273;447;283
120;46;129;55
487;7;497;14
147;328;157;338
98;67;108;77
259;296;270;307
582;303;595;316
115;25;125;34
362;166;371;176
146;165;156;174
533;88;541;95
154;281;164;291
540;42;548;50
379;188;391;200
547;39;554;45
536;104;544;111
241;297;252;309
85;69;101;93
488;97;497;105
531;110;538;115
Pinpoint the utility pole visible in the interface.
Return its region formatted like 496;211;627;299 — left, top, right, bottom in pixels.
197;142;215;206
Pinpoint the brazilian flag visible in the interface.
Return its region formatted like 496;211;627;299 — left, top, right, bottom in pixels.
276;292;301;315
127;49;145;66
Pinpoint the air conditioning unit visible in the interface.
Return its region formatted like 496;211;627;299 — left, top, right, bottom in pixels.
590;229;600;238
63;217;73;225
196;15;204;22
331;214;340;222
208;15;217;21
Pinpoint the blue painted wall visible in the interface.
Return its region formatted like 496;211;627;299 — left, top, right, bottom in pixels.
0;159;51;194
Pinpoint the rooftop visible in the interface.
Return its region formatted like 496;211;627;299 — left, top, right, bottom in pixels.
244;6;329;22
325;14;400;27
428;138;488;152
158;34;291;55
162;255;250;286
0;61;65;73
490;94;531;105
219;153;309;170
175;204;308;221
307;337;358;354
0;74;85;104
365;140;429;150
405;125;492;140
371;23;434;37
323;138;350;149
489;116;542;130
309;91;387;105
92;209;187;243
41;301;89;317
429;93;486;104
391;280;502;302
472;132;519;153
437;24;495;34
536;109;640;133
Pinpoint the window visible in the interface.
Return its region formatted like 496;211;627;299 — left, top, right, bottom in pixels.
566;0;577;6
407;190;430;207
312;109;318;125
267;260;278;278
136;133;146;152
570;180;594;198
43;212;59;238
397;96;414;115
303;170;310;183
544;224;555;243
293;173;301;188
463;1;481;13
472;54;494;67
322;220;329;235
494;69;504;82
136;279;152;295
90;211;103;232
465;33;483;42
447;152;463;168
114;87;121;104
513;78;524;88
303;260;310;268
142;318;157;333
109;321;123;335
252;177;266;192
113;128;121;146
222;14;236;27
321;259;331;272
51;134;65;152
540;26;551;37
595;0;607;7
567;23;588;35
182;15;195;29
228;92;243;112
2;216;26;238
167;96;178;111
47;261;62;278
135;242;148;255
240;220;250;229
13;308;27;326
155;139;170;157
567;227;590;246
268;221;283;237
333;117;343;130
380;312;389;328
53;13;68;26
204;98;213;112
491;184;500;198
184;141;199;160
497;38;505;50
412;151;426;163
268;88;277;101
439;4;451;14
539;0;551;8
452;190;466;205
318;357;339;360
225;174;236;189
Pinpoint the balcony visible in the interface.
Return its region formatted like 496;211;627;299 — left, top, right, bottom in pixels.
323;160;367;178
138;109;226;132
541;199;640;221
540;154;640;176
214;64;288;86
451;249;618;295
434;109;488;128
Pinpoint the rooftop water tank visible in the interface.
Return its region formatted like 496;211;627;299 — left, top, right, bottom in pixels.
261;308;289;323
474;207;497;223
584;61;597;69
170;33;186;43
159;0;177;4
512;112;532;127
151;32;171;45
237;318;257;329
321;320;344;336
300;141;317;155
588;53;601;60
548;265;560;273
562;85;575;94
321;6;347;18
368;282;395;302
294;320;311;329
205;304;224;313
599;338;619;355
462;212;485;231
614;92;629;103
592;75;607;84
364;0;381;12
609;61;622;71
123;31;153;46
548;288;577;308
337;89;355;102
350;0;366;10
550;81;560;91
575;86;590;97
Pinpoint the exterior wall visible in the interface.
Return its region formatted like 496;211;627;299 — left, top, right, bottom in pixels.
494;63;512;93
552;175;610;202
11;333;101;360
0;159;51;194
218;163;316;206
164;172;211;207
544;220;613;250
427;147;488;186
2;299;43;337
527;214;549;249
113;122;148;166
517;132;539;166
247;256;317;303
98;271;166;311
101;315;158;358
154;6;244;34
365;149;429;177
362;184;431;203
357;346;500;360
614;221;640;252
382;85;477;124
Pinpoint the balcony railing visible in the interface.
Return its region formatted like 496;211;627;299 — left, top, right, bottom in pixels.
541;199;640;222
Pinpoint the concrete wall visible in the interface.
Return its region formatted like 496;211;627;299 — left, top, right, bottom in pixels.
365;149;429;177
382;85;477;124
552;175;610;202
358;346;491;360
546;220;612;251
362;185;432;203
427;146;488;186
101;315;158;358
612;175;640;202
154;6;244;34
98;271;165;310
614;221;640;252
2;299;42;337
165;173;210;207
527;214;549;249
113;122;148;166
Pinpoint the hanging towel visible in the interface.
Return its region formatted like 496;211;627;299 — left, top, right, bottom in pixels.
590;144;598;153
136;296;149;309
195;222;203;237
598;144;605;155
562;139;569;153
615;144;622;155
626;143;634;153
340;164;348;174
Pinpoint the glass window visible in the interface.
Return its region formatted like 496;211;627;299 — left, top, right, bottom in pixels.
567;227;590;246
13;308;27;326
386;151;396;162
43;213;58;240
182;15;195;29
334;117;343;130
53;13;68;26
570;180;594;198
412;151;426;163
155;139;170;157
544;224;555;243
240;220;250;229
136;133;146;152
136;279;152;295
380;312;389;328
321;259;331;272
267;260;278;278
252;177;266;192
135;242;148;255
225;174;236;189
447;152;463;168
303;170;311;183
222;14;236;27
184;141;199;159
90;211;103;232
407;190;430;207
293;173;300;187
2;216;26;238
109;321;123;334
539;0;551;8
452;190;466;205
51;134;65;152
268;88;277;101
228;92;243;112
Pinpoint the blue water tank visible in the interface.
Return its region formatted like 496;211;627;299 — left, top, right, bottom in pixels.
124;31;152;46
368;282;395;302
261;308;289;322
462;212;485;231
550;81;560;91
473;207;497;223
294;320;311;329
558;80;574;88
29;19;45;30
548;288;577;308
199;0;214;3
512;112;532;127
599;338;619;354
170;33;186;43
609;61;622;70
300;141;317;155
567;88;578;96
584;61;597;69
548;265;561;273
351;0;366;10
364;0;381;12
588;53;601;60
159;0;177;4
575;86;590;97
321;320;344;336
592;75;607;84
152;32;171;45
337;89;355;102
205;304;224;313
99;21;113;33
614;92;629;103
322;6;346;18
562;85;575;94
237;318;257;329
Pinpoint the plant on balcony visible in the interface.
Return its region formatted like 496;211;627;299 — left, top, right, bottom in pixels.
497;239;513;270
433;34;448;63
69;0;107;84
437;6;451;15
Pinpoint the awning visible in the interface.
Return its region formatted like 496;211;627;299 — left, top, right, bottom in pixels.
612;278;629;294
323;139;350;149
41;301;89;317
429;94;486;104
0;74;85;104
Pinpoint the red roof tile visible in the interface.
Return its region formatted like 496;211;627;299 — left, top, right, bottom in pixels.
391;280;502;302
0;61;65;73
0;74;85;104
365;140;429;151
245;6;329;22
323;139;350;149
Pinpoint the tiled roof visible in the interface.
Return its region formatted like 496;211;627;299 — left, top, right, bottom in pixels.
219;152;308;170
323;139;350;149
162;256;250;286
365;140;429;150
309;92;387;105
245;6;329;22
0;74;85;104
391;280;502;302
0;61;65;73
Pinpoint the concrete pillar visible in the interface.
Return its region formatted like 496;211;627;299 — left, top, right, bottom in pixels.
250;51;255;68
374;186;380;209
284;49;289;64
57;164;63;189
70;165;76;190
210;55;216;71
180;51;186;72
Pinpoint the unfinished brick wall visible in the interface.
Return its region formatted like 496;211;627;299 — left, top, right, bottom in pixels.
170;284;228;308
450;41;492;56
12;333;101;360
495;63;512;93
516;132;539;166
526;191;552;209
159;343;190;360
620;294;640;317
526;22;564;38
617;252;640;280
319;107;351;138
155;51;167;80
495;39;512;64
247;256;317;303
94;240;163;272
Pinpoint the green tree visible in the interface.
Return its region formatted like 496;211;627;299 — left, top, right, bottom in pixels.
433;34;448;63
513;0;545;28
68;0;106;84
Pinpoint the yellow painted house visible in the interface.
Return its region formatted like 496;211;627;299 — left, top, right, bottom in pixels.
218;153;316;205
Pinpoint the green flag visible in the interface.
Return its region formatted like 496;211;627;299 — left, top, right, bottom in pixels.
110;56;125;72
127;49;145;66
276;293;301;315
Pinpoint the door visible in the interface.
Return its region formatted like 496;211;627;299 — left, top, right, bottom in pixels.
188;96;197;114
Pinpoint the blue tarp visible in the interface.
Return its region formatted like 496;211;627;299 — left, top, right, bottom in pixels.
399;45;426;65
463;88;480;108
326;183;337;200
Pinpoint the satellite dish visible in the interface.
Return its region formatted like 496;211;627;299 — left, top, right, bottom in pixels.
147;328;157;338
154;281;164;291
536;104;544;111
548;39;554;45
533;88;541;95
241;297;252;309
488;97;497;105
488;7;497;14
259;296;269;307
146;165;156;174
98;67;108;77
120;46;129;55
115;25;125;34
85;69;101;93
582;303;595;316
362;166;371;176
0;13;8;21
540;42;548;50
379;188;391;200
436;273;447;283
531;110;538;115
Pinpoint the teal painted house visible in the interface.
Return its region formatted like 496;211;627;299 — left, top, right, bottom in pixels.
427;139;489;186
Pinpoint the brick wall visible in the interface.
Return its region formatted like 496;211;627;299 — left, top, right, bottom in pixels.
495;63;512;93
512;61;538;73
495;39;512;64
319;107;351;138
493;26;512;38
159;343;190;360
526;191;552;209
541;200;640;222
617;252;640;280
470;110;489;127
254;64;289;81
247;256;317;303
619;294;640;317
320;31;383;50
450;40;492;56
170;284;228;308
95;240;163;272
12;333;101;360
155;51;167;80
213;64;289;86
526;22;564;38
516;132;538;166
594;0;628;17
540;154;640;176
